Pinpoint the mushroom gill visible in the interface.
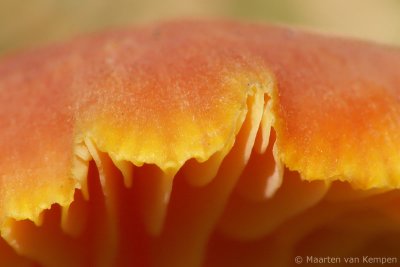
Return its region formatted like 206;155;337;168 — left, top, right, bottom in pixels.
0;20;400;267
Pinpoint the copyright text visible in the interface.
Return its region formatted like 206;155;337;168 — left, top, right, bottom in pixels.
294;256;398;265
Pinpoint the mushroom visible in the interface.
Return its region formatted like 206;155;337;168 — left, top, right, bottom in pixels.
0;20;400;267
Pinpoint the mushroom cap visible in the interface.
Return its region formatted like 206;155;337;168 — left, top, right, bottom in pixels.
0;20;400;266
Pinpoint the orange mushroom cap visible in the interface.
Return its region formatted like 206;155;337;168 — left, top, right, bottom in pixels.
0;20;400;267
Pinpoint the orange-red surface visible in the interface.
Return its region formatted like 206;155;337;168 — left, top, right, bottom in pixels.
0;20;400;266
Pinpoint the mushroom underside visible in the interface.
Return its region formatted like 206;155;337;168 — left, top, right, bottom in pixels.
1;78;400;267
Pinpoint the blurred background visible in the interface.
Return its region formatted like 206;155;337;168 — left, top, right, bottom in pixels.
1;0;400;55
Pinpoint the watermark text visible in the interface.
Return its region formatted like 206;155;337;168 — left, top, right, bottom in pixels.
294;256;398;265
